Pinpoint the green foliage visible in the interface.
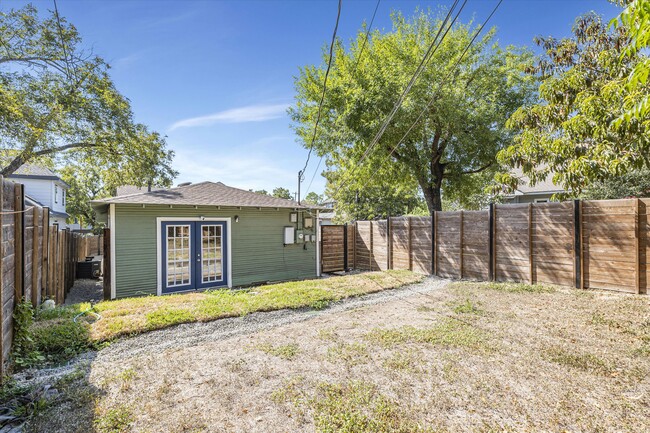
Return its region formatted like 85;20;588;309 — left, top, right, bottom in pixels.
145;307;195;330
0;5;176;227
291;9;535;212
498;11;649;196
11;300;45;369
31;319;91;364
611;0;650;126
481;282;555;293
272;187;292;199
581;168;650;199
94;405;134;433
253;189;269;195
303;191;323;205
257;343;300;360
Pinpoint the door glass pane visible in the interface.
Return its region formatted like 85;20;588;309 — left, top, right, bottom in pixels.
166;224;191;287
201;225;223;283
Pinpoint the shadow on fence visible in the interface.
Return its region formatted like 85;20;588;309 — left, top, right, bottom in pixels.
321;199;649;295
0;177;99;376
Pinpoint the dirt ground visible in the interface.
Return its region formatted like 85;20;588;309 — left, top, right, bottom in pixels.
28;279;650;433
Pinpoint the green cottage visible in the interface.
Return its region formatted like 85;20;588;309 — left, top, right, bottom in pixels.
92;182;320;299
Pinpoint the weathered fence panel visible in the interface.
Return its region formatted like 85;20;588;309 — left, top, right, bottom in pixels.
325;198;648;296
0;177;84;376
462;211;490;281
321;225;345;273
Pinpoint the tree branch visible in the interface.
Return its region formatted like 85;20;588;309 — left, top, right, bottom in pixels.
458;161;494;175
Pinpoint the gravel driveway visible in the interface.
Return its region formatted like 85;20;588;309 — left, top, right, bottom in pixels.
97;276;449;363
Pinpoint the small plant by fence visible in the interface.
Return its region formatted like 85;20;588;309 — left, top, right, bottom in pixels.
321;199;649;295
0;177;94;376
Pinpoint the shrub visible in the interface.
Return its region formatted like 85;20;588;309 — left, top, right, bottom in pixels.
11;300;45;369
31;319;91;364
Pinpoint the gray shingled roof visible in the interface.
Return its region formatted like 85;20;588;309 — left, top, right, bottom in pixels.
93;181;312;209
115;185;164;196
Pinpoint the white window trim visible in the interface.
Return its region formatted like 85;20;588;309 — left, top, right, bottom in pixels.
156;217;232;296
316;210;321;277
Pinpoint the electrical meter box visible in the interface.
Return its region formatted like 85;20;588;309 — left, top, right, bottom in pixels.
284;226;295;245
296;229;305;244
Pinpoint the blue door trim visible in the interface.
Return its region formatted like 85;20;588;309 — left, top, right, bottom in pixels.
161;221;229;294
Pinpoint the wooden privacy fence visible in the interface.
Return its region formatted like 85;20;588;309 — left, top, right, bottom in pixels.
75;233;103;261
321;199;649;295
0;177;84;376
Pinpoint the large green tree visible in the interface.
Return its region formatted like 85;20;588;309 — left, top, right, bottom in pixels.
497;10;649;194
290;10;535;213
0;5;175;194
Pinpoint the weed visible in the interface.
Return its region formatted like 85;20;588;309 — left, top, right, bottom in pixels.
11;300;45;368
310;299;330;310
482;282;555;293
365;319;489;351
382;350;419;372
450;298;483;315
94;405;134;433
326;342;369;365
317;328;339;342
309;381;428;433
545;346;612;374
257;343;300;360
31;319;91;365
271;376;306;406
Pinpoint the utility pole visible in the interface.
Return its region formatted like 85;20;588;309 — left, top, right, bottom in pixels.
297;170;303;204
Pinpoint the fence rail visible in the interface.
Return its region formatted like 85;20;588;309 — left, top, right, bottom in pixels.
0;176;91;376
321;199;649;295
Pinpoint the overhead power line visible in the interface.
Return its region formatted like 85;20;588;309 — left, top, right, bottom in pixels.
330;0;467;198
303;0;382;198
360;0;505;197
299;0;342;185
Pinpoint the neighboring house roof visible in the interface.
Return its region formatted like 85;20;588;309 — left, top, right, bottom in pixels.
25;194;68;219
8;163;70;187
510;167;566;196
115;185;164;196
320;212;335;220
92;181;315;209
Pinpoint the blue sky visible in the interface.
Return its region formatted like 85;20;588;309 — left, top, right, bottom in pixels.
6;0;620;197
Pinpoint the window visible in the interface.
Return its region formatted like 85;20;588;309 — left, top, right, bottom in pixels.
54;185;58;203
62;190;66;206
534;198;549;203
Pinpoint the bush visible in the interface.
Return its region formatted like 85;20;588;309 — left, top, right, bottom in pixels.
11;300;45;369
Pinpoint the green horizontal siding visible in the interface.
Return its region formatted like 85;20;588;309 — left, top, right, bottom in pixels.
113;204;317;298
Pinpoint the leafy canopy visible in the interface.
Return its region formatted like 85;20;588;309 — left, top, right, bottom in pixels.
497;11;649;195
0;4;176;224
290;10;535;214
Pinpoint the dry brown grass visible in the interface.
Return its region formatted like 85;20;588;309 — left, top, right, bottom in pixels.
26;280;650;433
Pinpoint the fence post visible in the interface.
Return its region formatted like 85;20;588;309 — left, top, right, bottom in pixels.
387;217;392;270
343;224;348;271
14;183;24;302
31;207;39;307
573;199;583;289
407;217;413;271
528;203;534;285
430;213;435;276
459;211;464;279
634;198;641;295
353;222;357;270
488;203;494;281
490;204;497;281
369;221;373;271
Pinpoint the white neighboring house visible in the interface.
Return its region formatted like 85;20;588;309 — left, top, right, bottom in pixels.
503;167;568;204
7;164;70;227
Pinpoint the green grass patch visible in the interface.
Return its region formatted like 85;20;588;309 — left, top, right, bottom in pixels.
451;281;555;294
257;343;300;360
309;381;429;433
545;346;612;374
365;319;489;351
85;270;422;342
449;298;483;315
94;405;134;433
327;342;370;366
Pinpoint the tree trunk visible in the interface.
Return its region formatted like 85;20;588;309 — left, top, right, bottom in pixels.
422;183;442;213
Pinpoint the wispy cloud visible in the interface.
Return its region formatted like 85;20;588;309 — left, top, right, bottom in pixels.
169;103;289;131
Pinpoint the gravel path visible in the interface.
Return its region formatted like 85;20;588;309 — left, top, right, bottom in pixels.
17;277;448;386
64;279;103;305
96;276;449;363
